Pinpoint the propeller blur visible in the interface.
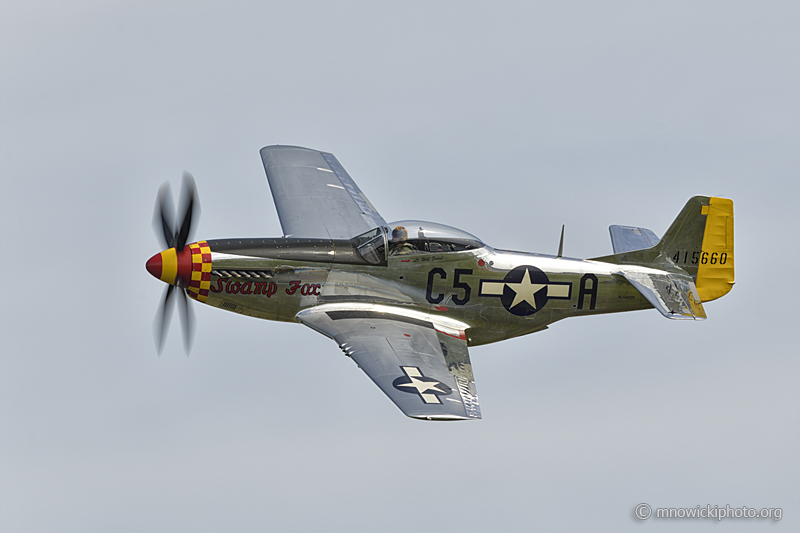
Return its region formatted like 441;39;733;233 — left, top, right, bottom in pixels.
147;172;199;354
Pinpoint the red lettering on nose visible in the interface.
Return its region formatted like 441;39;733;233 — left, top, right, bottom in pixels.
286;281;301;295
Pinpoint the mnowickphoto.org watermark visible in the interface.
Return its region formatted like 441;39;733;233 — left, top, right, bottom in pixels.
635;503;782;521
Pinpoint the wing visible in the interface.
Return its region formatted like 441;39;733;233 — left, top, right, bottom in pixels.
296;305;481;420
260;145;386;240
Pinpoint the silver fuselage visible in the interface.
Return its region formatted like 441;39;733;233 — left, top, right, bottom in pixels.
202;238;652;346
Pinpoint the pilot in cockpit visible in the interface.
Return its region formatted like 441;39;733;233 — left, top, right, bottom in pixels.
391;226;417;255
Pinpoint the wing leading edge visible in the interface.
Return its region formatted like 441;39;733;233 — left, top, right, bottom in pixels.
260;145;386;240
296;305;481;420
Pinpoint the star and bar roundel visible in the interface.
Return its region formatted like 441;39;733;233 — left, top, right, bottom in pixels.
479;265;572;316
392;366;453;404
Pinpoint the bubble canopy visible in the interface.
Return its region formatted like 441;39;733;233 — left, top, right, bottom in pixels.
387;221;484;249
352;221;484;264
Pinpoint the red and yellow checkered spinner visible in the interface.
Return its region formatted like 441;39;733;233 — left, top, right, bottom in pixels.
145;242;212;302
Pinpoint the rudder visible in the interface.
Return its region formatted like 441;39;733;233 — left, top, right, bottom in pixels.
660;196;734;301
592;196;734;303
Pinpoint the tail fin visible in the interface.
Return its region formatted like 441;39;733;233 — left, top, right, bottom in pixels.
592;196;734;302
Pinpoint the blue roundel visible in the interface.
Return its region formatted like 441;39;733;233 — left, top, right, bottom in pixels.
500;265;551;316
392;366;452;404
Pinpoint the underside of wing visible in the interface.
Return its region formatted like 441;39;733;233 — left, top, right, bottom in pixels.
260;145;386;240
296;305;481;420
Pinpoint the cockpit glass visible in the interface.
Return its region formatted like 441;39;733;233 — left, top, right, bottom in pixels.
386;221;484;256
353;227;387;264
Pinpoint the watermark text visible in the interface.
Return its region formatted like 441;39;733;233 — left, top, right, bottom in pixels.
635;503;782;521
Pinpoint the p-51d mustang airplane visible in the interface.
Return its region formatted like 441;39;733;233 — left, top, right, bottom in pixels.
146;145;734;420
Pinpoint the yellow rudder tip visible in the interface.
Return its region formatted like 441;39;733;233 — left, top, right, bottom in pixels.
696;197;734;301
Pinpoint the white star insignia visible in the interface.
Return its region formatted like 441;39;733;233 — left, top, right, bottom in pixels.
506;268;547;309
395;367;449;404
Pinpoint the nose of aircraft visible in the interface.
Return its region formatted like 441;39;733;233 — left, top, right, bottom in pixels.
145;247;192;287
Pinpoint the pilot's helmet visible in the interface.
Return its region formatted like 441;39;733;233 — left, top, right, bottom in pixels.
392;226;408;242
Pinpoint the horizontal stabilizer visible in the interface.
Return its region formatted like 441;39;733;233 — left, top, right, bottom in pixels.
609;225;660;254
619;270;706;320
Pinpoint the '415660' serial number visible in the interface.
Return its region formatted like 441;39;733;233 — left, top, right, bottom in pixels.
672;251;729;265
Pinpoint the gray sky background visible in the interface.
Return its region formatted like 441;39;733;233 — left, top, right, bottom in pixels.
1;1;798;531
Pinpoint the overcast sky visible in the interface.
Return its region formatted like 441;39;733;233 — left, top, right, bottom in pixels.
1;1;798;532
